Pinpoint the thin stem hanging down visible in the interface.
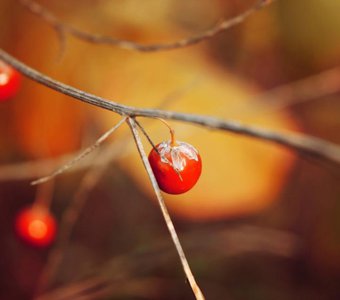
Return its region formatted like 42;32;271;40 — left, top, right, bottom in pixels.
31;117;127;185
1;49;340;165
127;117;205;300
18;0;275;52
34;145;124;296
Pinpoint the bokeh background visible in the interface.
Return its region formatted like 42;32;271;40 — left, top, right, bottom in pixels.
0;0;340;299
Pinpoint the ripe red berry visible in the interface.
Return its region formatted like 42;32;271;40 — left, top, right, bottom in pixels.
0;60;21;101
15;206;57;247
148;140;202;194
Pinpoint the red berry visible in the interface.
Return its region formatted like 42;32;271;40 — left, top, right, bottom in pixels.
15;206;57;247
0;60;21;101
148;140;202;194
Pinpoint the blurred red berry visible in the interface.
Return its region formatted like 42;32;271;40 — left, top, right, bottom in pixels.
0;60;21;101
148;140;202;194
15;206;57;247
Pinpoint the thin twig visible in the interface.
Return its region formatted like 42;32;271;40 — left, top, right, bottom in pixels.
1;49;339;165
0;81;191;182
35;165;108;296
127;117;205;300
34;133;130;296
18;0;275;52
36;277;167;300
37;224;300;300
0;155;92;182
254;65;340;111
31;117;126;185
134;119;158;152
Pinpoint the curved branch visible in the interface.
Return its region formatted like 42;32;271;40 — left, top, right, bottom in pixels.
1;48;340;165
18;0;275;52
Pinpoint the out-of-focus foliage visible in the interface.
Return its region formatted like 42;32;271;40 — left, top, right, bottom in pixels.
0;0;339;299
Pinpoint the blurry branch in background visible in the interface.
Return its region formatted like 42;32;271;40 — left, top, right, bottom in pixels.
0;155;84;182
128;117;205;300
36;277;169;300
18;0;275;52
31;117;126;185
253;65;340;111
1;49;340;165
34;135;131;296
37;225;300;300
0;148;120;181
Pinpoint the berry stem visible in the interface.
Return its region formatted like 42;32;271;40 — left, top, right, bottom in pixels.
156;118;177;146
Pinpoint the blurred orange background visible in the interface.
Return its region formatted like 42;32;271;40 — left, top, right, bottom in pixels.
0;0;340;299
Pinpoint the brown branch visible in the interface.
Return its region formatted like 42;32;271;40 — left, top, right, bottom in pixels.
1;49;340;165
255;65;340;110
231;65;340;119
0;155;91;182
127;117;205;300
0;82;191;182
0;145;119;182
18;0;275;52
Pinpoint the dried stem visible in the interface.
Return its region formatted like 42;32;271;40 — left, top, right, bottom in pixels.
18;0;275;52
34;137;129;295
31;117;126;185
127;117;205;300
34;127;132;296
255;65;340;110
154;118;177;146
0;49;339;165
0;82;191;182
134;119;158;152
35;166;107;296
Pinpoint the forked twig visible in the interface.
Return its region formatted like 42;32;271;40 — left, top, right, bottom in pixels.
127;117;205;300
18;0;275;52
31;117;126;185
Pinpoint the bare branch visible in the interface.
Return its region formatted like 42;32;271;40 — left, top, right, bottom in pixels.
1;49;339;165
18;0;275;52
255;65;340;110
127;117;205;300
0;145;117;182
31;117;126;185
0;83;191;182
0;157;71;182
